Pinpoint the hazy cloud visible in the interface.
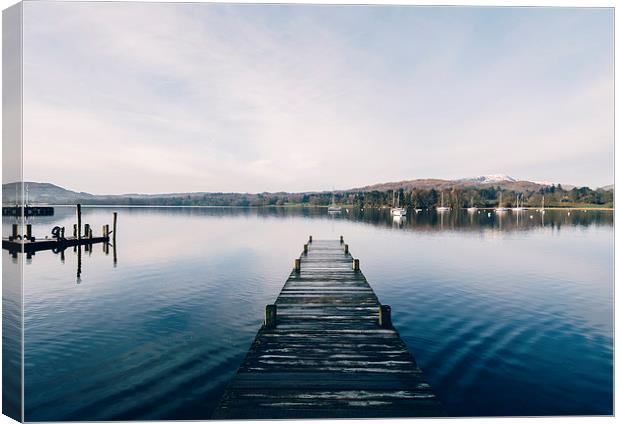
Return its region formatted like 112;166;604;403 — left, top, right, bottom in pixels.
22;3;613;193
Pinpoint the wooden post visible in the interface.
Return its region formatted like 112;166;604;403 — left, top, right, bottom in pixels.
344;244;349;254
352;258;359;271
26;224;32;241
294;258;301;272
102;225;107;238
76;204;82;240
61;227;65;239
340;235;344;244
265;304;277;328
84;224;90;240
10;224;18;241
113;212;117;243
303;244;308;254
379;305;392;328
89;228;93;239
76;245;82;283
308;235;312;243
73;224;77;238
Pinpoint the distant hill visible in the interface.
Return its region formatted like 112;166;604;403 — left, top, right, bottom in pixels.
2;182;94;204
599;184;614;191
355;175;550;192
1;176;611;207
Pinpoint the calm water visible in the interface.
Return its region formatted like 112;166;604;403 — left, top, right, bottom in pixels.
5;206;613;420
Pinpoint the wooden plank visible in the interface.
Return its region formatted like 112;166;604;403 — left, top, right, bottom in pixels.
212;240;442;419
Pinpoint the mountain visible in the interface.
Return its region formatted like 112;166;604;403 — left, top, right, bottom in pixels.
599;184;614;191
355;175;547;192
2;182;94;204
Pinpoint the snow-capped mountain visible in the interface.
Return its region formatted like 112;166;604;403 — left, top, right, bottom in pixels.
457;175;517;184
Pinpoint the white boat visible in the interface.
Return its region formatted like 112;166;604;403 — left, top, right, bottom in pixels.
390;191;407;216
495;192;508;213
467;195;477;213
436;192;450;212
327;191;341;213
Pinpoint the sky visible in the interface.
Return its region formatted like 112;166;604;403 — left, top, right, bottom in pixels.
20;3;613;194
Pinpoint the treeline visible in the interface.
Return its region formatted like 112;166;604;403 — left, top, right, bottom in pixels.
76;184;613;208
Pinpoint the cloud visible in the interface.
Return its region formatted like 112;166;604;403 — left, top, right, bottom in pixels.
21;3;613;193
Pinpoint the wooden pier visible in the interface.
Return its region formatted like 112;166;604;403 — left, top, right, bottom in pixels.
2;235;109;254
213;238;442;419
2;205;117;256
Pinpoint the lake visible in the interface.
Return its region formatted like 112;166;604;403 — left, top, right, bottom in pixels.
5;206;613;420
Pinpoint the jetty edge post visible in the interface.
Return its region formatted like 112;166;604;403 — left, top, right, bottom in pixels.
340;235;344;244
73;224;77;238
352;258;360;271
379;304;392;328
264;304;277;329
25;224;33;242
344;244;349;254
294;258;301;273
113;212;117;243
84;224;90;241
10;224;18;241
76;204;82;240
303;244;308;254
308;235;312;243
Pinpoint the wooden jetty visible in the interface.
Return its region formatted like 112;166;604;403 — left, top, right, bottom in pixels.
2;234;110;254
2;205;117;256
213;237;442;419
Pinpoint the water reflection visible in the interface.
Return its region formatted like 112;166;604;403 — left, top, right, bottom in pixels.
10;205;609;230
17;206;614;420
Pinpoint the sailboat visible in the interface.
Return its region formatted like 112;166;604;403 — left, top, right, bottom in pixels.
327;191;342;213
495;192;508;213
539;195;546;214
436;192;450;212
467;195;477;213
512;193;527;212
390;191;407;217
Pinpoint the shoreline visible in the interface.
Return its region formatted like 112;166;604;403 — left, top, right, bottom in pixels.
7;204;614;211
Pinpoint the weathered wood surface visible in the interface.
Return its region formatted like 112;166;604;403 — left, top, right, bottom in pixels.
2;236;109;254
213;239;442;419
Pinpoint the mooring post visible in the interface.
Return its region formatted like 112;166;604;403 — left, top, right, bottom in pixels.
344;244;349;254
76;204;82;240
265;304;277;328
308;235;312;243
84;224;90;240
102;225;107;238
10;224;18;241
294;258;301;272
379;305;392;328
340;235;344;244
26;224;33;241
353;258;360;271
113;212;117;243
303;244;308;254
73;224;77;239
61;227;65;239
89;227;93;239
